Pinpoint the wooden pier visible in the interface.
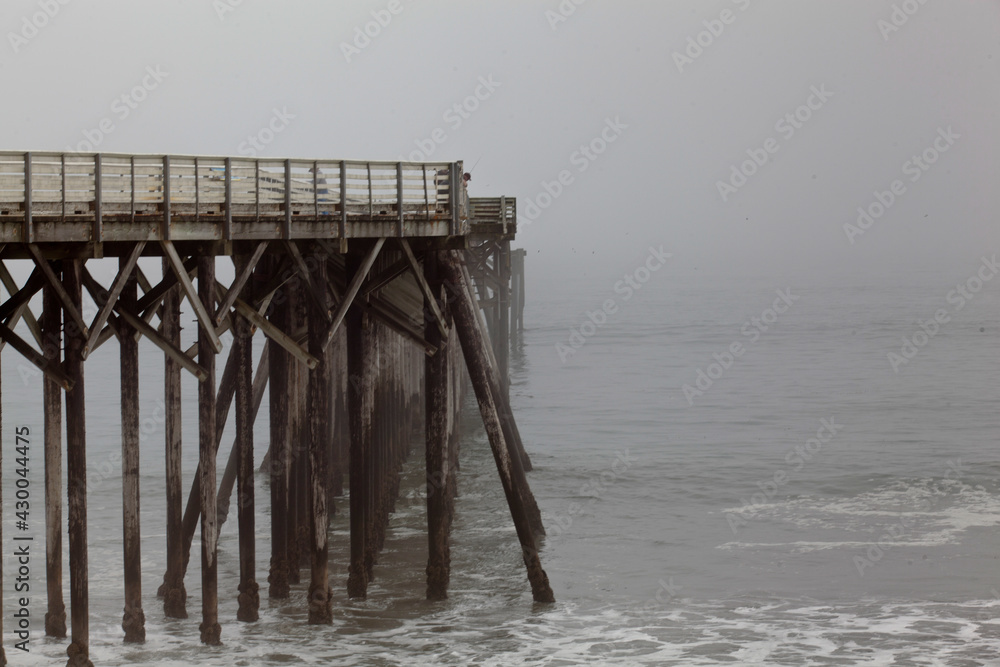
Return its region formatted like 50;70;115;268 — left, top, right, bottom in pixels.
0;151;542;665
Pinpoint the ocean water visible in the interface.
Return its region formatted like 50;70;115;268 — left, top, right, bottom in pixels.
4;262;1000;665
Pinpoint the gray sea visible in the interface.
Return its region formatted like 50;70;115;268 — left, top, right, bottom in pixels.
4;260;1000;665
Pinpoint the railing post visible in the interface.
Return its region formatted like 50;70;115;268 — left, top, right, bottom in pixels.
313;161;319;219
396;162;404;238
94;154;103;244
61;153;67;222
449;162;458;237
24;152;32;243
130;157;136;225
194;157;200;224
284;158;292;240
224;158;232;241
339;160;347;241
162;155;171;240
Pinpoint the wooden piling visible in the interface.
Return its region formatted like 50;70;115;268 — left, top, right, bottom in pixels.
198;256;221;645
160;262;187;618
497;241;511;394
119;252;146;643
364;323;379;582
346;251;373;600
307;252;333;623
1;337;6;667
287;288;305;584
42;280;67;637
425;251;453;600
439;252;554;604
457;264;541;532
267;263;292;599
64;259;95;667
234;253;260;623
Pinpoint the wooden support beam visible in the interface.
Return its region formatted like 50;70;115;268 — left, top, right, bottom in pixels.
82;241;144;359
0;262;44;351
42;280;67;638
459;260;535;475
64;259;95;667
27;244;89;339
233;253;260;623
162;240;223;354
160;267;187;619
497;241;511;394
217;341;269;529
164;281;244;608
424;252;453;600
367;299;438;355
307;253;333;623
81;269;209;382
135;256;198;315
0;350;5;667
439;251;554;603
0;266;43;323
0;318;72;390
323;237;384;351
118;253;146;643
346;252;374;600
267;265;291;598
361;256;409;297
217;282;319;369
286;292;307;585
399;239;449;339
215;241;268;326
197;256;221;645
284;240;332;322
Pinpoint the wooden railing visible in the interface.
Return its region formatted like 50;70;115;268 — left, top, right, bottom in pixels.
0;152;470;242
469;197;516;235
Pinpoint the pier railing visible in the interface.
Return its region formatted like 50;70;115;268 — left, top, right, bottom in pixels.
468;196;516;237
0;151;469;243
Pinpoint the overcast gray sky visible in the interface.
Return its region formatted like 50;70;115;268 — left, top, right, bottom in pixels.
2;1;996;291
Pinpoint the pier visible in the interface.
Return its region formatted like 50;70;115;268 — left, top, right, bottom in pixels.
0;151;542;666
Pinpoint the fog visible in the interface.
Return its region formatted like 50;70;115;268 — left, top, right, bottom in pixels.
2;1;997;288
